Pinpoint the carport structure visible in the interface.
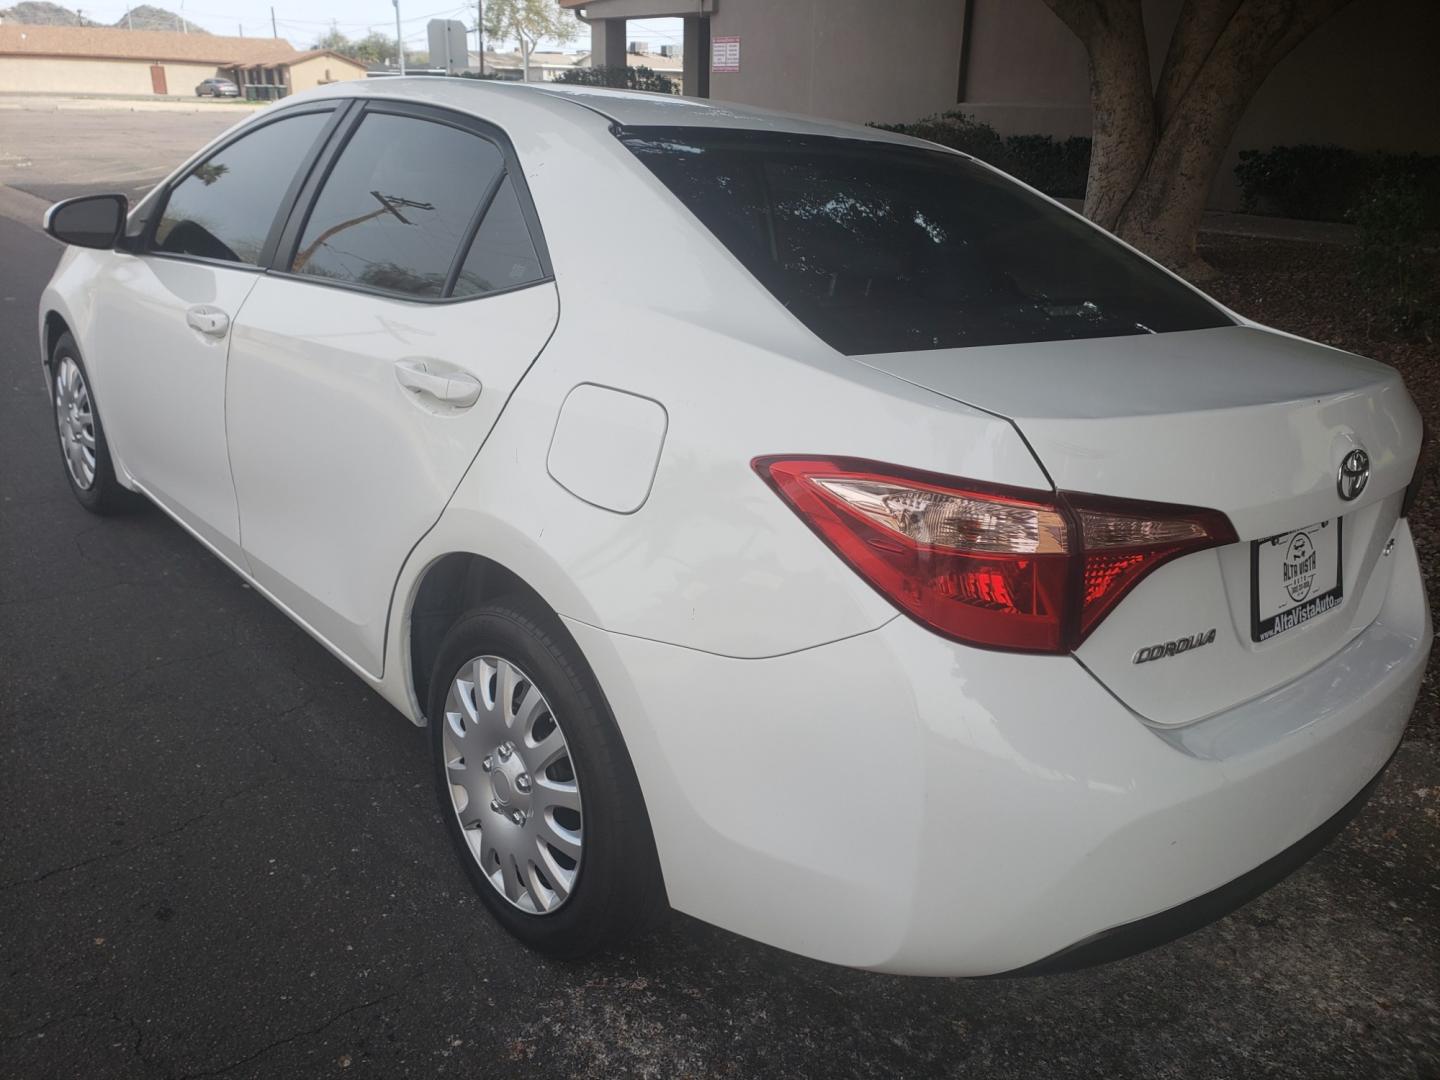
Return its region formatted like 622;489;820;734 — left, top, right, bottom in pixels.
561;0;715;99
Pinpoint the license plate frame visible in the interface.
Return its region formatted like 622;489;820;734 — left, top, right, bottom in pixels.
1251;518;1343;642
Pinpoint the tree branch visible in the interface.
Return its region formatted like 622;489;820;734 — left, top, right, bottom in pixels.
1154;0;1242;129
1116;0;1361;273
1041;0;1107;41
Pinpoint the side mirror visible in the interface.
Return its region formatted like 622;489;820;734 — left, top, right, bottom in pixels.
43;194;128;250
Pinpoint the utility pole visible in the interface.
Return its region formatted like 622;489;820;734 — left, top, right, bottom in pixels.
477;0;484;76
125;8;133;29
394;0;406;75
270;6;277;39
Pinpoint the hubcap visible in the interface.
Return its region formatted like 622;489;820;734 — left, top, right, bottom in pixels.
442;656;583;914
53;356;97;490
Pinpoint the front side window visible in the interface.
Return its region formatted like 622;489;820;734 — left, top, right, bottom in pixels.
291;113;505;299
620;127;1231;355
153;110;330;265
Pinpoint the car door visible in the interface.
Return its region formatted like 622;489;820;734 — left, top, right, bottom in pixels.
87;104;342;564
225;102;560;677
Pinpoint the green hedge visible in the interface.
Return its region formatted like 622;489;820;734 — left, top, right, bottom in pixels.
871;111;1091;198
552;64;679;95
1234;145;1440;228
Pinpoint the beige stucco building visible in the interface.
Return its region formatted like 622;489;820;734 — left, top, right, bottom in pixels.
562;0;1438;209
0;24;367;100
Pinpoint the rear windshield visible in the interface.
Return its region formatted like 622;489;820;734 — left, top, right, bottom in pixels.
619;127;1230;355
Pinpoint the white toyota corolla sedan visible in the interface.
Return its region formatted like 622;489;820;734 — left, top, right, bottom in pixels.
37;79;1430;976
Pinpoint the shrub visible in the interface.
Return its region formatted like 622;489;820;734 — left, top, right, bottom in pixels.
1234;145;1440;227
1351;176;1436;339
1002;133;1093;199
553;64;678;95
871;111;1091;199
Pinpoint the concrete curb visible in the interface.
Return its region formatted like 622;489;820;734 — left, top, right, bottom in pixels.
0;184;52;228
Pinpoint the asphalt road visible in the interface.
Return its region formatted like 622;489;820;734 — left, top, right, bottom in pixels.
1;104;1438;1080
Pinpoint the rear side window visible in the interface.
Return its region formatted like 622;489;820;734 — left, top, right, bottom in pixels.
154;111;330;265
452;178;544;298
620;127;1230;355
291;113;505;298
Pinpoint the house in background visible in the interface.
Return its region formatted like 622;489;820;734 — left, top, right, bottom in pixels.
466;44;680;88
561;0;1437;210
462;50;568;81
0;24;367;99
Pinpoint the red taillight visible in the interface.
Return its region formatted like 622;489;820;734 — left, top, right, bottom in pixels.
754;456;1237;654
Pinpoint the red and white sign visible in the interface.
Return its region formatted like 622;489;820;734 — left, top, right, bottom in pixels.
712;36;740;73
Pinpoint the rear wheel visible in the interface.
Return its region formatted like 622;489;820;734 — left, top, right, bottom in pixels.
428;600;666;957
50;333;137;515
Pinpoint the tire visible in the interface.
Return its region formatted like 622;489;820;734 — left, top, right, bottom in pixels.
427;599;667;958
49;332;139;515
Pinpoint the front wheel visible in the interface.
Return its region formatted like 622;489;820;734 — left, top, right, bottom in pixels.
49;332;138;515
428;600;666;957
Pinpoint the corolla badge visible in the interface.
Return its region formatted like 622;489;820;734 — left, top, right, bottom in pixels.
1337;448;1370;501
1133;628;1216;664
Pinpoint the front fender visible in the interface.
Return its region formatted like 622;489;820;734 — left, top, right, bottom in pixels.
37;247;84;388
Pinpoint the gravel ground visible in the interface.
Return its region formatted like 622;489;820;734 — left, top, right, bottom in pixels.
1201;233;1440;740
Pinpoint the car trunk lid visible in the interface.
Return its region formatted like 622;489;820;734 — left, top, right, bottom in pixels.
855;325;1422;725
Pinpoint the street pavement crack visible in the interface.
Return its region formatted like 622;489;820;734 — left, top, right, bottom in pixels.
175;988;405;1079
0;1009;89;1044
0;779;276;891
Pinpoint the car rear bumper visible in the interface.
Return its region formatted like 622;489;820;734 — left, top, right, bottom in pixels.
566;519;1429;976
997;740;1397;975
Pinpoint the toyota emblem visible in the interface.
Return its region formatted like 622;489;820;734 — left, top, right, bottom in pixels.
1337;448;1370;501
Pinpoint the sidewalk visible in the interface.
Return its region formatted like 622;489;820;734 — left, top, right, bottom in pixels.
1056;196;1358;245
0;92;266;114
1193;207;1358;245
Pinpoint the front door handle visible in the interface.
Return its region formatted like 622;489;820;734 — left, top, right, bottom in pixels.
393;358;482;408
185;305;230;338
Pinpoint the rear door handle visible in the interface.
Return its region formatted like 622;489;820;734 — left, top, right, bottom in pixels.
393;358;482;408
185;305;230;338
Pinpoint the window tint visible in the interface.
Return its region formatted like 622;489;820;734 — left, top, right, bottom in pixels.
620;128;1230;355
452;178;544;298
292;113;504;298
154;111;330;265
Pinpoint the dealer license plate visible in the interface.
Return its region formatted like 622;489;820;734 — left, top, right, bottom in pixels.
1251;519;1343;642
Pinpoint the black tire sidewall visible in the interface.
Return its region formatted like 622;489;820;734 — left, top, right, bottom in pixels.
427;602;664;957
49;333;129;514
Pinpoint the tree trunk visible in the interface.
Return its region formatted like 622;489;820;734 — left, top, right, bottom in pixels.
1059;0;1157;230
1119;0;1357;278
1044;0;1358;281
1070;1;1155;231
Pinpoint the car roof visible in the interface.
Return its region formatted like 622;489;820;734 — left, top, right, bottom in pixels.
296;77;932;149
